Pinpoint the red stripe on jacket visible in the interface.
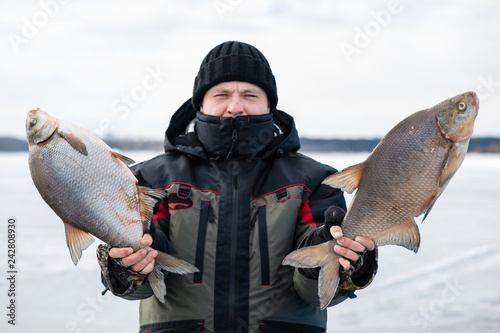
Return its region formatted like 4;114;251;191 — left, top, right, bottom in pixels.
153;200;169;221
299;199;316;228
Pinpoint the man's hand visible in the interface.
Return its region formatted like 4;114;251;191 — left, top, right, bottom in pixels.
109;234;157;278
330;226;375;271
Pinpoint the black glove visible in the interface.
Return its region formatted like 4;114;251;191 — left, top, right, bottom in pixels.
304;206;345;246
339;247;378;289
299;206;345;279
299;206;377;288
98;221;171;297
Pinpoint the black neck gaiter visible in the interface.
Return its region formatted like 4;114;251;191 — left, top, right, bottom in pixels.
195;112;275;161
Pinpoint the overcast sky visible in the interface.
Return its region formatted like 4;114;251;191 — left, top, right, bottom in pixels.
2;0;499;141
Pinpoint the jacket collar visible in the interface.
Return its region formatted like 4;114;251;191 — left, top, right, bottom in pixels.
164;98;300;160
195;112;275;160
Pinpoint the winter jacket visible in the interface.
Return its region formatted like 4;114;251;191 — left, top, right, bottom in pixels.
102;99;353;333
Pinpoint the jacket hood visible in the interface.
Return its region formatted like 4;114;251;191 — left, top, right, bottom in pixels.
164;98;300;160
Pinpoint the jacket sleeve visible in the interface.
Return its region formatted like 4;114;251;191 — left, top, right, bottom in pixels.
292;182;349;307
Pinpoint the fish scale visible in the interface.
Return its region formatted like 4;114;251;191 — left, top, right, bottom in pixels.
34;130;144;249
283;91;479;309
343;111;450;240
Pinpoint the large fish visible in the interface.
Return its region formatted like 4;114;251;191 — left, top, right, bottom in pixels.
283;91;479;309
26;108;198;303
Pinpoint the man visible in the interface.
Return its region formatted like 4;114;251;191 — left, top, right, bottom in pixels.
98;41;377;333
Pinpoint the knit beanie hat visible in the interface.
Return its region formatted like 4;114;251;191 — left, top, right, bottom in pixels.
192;41;278;111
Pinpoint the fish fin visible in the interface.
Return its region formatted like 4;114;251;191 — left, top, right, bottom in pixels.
147;249;199;303
147;265;167;303
111;151;136;166
64;222;95;265
439;141;468;189
318;255;341;310
421;193;441;222
322;163;365;193
138;186;167;231
372;220;420;253
138;186;167;200
422;196;437;222
58;128;88;156
422;141;469;221
282;242;331;268
282;241;340;309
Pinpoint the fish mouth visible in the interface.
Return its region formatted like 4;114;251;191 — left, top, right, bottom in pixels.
473;93;480;109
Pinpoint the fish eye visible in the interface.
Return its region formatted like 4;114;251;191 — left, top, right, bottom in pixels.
458;102;467;111
29;118;37;127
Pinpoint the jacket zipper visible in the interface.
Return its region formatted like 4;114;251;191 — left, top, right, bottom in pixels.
226;118;238;331
226;128;237;160
228;171;239;330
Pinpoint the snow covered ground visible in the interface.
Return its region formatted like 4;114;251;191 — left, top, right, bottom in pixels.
1;151;499;332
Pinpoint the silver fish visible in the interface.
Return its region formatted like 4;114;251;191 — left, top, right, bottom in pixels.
26;108;199;303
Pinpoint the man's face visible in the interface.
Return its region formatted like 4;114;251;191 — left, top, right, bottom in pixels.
200;81;270;117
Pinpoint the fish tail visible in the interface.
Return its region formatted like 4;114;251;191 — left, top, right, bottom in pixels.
148;265;167;303
148;250;199;303
282;241;340;309
318;255;340;310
